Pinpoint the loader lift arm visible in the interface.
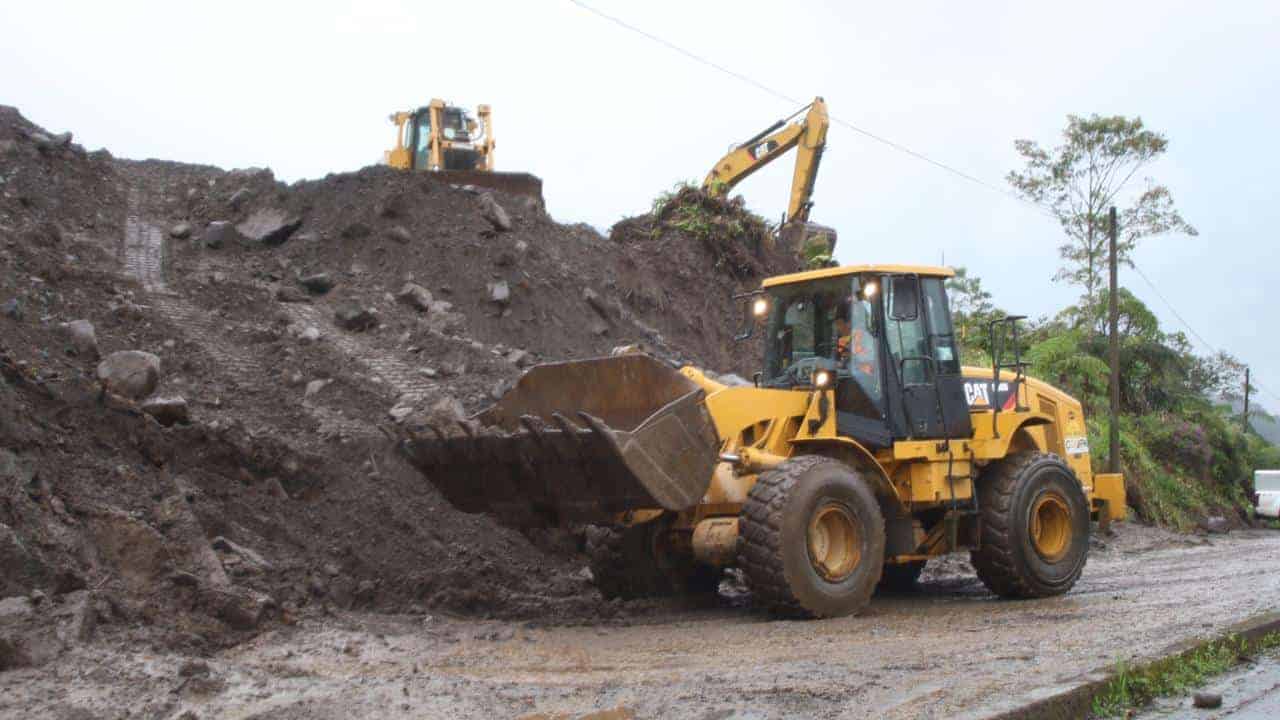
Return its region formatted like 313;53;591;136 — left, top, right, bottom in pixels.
702;97;829;226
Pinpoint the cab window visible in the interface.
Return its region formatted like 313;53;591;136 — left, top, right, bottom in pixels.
922;277;960;375
883;276;931;385
763;277;848;381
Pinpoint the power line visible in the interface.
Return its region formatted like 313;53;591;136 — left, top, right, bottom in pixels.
1130;262;1280;406
565;0;1052;218
567;0;1278;407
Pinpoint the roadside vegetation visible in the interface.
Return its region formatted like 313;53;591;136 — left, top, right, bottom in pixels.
952;268;1279;529
1090;632;1280;717
949;114;1279;529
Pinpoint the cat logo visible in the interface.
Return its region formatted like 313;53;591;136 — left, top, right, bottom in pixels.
962;379;1017;410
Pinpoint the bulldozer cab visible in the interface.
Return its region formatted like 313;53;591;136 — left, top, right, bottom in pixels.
759;269;972;448
403;105;482;171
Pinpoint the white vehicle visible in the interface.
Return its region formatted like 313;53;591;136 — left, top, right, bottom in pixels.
1255;470;1280;519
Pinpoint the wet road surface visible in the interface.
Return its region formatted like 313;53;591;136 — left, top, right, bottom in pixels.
5;527;1280;719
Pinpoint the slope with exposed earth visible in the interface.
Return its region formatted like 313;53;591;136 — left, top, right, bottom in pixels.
0;105;797;670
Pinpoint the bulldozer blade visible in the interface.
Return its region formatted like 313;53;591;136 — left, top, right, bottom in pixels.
402;355;721;528
432;170;544;209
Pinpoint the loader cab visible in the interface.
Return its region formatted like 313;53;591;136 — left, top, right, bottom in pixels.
759;266;972;448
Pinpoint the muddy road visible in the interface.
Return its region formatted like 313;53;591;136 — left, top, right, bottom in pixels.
2;527;1277;719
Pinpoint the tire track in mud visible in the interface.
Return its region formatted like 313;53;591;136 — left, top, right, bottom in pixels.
119;191;377;440
279;302;439;405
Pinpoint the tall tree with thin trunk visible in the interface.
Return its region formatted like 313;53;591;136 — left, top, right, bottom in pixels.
1007;115;1197;316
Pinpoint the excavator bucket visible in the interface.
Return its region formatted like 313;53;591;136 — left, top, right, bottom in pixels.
433;170;545;210
402;355;721;528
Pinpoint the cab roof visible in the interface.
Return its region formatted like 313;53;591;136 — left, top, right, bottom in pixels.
761;264;956;288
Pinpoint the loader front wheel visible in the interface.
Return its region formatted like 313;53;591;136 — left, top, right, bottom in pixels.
740;456;885;618
971;452;1090;599
585;521;720;599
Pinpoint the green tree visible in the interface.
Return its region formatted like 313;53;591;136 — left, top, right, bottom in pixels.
945;266;996;347
1007;115;1198;313
1193;350;1248;404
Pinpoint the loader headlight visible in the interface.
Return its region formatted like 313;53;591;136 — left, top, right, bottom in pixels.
813;369;832;388
751;297;770;318
862;281;878;299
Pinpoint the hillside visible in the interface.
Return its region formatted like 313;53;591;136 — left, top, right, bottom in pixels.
0;105;796;666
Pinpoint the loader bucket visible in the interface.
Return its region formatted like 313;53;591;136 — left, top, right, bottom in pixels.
402;355;721;528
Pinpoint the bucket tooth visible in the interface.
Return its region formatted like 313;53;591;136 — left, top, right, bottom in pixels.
577;411;616;445
550;412;581;439
519;415;561;460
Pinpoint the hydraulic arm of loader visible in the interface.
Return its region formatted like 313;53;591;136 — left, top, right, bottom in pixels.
703;97;829;226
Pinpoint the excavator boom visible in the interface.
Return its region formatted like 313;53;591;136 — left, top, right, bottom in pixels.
703;97;829;225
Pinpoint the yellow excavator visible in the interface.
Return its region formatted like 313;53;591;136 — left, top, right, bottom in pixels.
703;97;835;259
404;264;1126;618
383;99;543;206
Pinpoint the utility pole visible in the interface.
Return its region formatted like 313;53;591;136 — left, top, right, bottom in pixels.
1243;367;1251;433
1108;207;1120;474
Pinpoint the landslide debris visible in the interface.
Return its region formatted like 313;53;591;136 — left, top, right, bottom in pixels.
0;106;795;663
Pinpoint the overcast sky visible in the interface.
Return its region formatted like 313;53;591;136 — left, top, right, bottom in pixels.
3;1;1277;410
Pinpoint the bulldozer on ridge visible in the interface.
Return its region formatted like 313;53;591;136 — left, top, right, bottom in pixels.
404;264;1126;618
383;98;544;207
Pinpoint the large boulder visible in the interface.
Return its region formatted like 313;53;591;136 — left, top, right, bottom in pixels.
297;273;334;295
479;194;512;232
60;319;98;359
237;208;302;246
202;221;242;249
96;351;161;400
203;586;275;631
396;283;434;312
141;396;189;426
334;303;378;332
488;280;511;306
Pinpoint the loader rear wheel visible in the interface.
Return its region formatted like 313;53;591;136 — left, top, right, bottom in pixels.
740;456;885;618
585;522;720;599
971;452;1090;599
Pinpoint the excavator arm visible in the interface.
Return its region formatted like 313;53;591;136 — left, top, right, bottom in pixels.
703;97;829;225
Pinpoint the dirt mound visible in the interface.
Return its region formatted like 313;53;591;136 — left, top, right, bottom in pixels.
608;184;795;374
0;106;797;664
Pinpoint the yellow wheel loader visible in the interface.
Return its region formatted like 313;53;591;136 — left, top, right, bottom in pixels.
404;264;1126;618
383;99;544;207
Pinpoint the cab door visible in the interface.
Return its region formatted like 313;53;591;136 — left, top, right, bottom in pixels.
409;112;433;170
881;275;972;440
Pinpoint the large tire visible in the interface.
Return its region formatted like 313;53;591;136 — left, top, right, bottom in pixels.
971;451;1090;599
585;521;721;599
877;560;926;592
740;455;886;618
